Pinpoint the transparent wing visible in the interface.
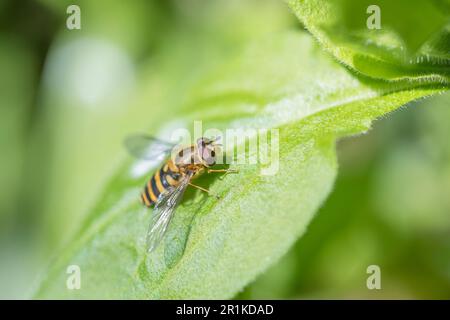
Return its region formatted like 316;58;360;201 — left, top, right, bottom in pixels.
124;134;175;160
146;171;193;252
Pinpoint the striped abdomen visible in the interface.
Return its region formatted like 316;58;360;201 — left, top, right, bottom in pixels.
141;159;182;207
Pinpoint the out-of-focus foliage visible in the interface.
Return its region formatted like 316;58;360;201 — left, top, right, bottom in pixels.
0;0;448;299
289;0;450;82
373;94;450;234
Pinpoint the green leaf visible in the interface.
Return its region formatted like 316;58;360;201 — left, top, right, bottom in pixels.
34;27;447;298
288;0;450;82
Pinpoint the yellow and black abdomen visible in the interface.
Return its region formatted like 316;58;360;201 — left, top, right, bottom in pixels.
141;159;182;207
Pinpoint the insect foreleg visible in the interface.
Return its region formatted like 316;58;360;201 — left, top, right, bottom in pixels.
207;169;239;174
188;182;220;199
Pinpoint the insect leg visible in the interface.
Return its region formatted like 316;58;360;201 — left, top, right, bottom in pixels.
188;183;220;199
207;169;239;174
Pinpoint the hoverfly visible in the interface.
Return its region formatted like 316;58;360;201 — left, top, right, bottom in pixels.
125;134;237;252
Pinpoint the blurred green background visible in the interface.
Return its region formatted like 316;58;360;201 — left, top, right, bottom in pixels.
0;0;449;299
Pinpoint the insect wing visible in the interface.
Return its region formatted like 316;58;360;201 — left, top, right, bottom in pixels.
124;134;174;160
146;172;193;252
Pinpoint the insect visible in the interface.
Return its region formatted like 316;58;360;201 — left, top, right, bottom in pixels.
125;134;237;252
